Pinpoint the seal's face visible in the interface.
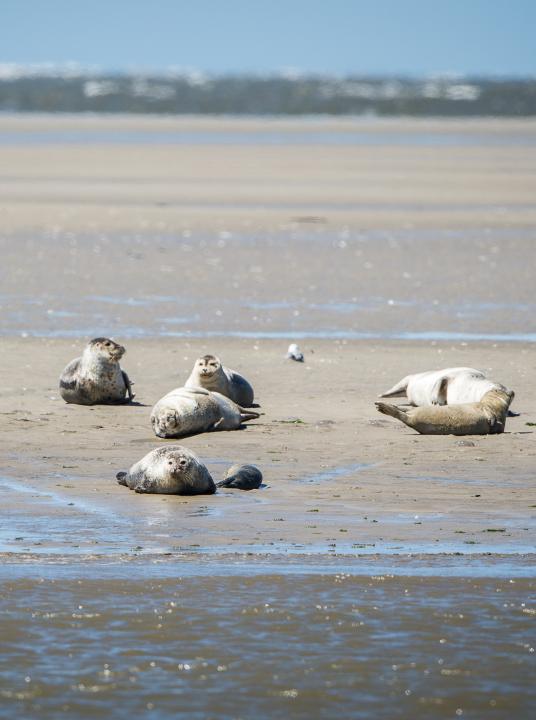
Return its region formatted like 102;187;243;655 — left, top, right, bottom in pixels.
89;337;125;362
196;355;221;378
163;453;191;479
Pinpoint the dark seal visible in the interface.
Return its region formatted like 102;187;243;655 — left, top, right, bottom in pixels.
216;464;263;490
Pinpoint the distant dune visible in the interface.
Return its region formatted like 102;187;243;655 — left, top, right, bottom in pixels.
1;66;535;115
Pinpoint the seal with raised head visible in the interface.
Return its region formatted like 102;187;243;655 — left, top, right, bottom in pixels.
216;464;263;490
379;366;511;407
116;445;215;494
185;355;255;407
151;386;260;439
59;337;134;405
375;388;514;435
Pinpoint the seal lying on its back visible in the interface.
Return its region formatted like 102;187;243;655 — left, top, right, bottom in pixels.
151;386;260;438
185;355;255;407
379;367;511;407
375;388;514;435
59;337;134;405
117;445;215;494
217;464;263;490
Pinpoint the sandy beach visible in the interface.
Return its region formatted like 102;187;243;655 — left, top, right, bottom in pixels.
1;336;535;558
1;116;535;718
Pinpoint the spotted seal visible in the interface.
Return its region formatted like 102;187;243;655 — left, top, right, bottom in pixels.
375;388;514;435
151;386;260;439
116;445;215;494
59;337;134;405
216;464;263;490
185;355;255;407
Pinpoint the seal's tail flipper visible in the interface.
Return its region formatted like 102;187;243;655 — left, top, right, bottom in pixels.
239;408;261;422
378;375;410;398
116;471;128;486
375;402;410;426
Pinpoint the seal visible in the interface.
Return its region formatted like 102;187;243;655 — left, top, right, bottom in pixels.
116;445;216;494
375;388;514;435
379;366;511;407
151;386;260;439
185;354;255;406
59;337;134;405
216;464;263;490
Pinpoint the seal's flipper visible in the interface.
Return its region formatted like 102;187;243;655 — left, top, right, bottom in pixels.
238;408;261;422
216;476;262;490
122;370;135;402
507;409;520;417
430;377;448;405
379;376;410;398
216;477;236;488
116;471;128;486
375;402;411;427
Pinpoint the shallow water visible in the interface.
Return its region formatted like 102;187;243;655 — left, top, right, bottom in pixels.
3;295;536;342
2;127;536;147
0;570;534;720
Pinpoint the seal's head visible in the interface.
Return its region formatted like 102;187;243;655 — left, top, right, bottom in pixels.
151;409;180;438
483;387;515;412
195;354;221;378
88;337;125;362
481;388;515;434
146;449;193;492
162;451;191;478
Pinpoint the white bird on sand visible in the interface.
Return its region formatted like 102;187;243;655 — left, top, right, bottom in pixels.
286;343;304;362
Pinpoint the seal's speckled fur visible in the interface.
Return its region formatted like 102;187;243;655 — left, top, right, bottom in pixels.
59;338;134;405
116;445;215;495
151;386;260;439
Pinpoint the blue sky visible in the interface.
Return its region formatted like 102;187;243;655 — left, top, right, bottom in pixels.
1;0;535;76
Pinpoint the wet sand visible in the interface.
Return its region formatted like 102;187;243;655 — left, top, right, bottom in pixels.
1;115;535;718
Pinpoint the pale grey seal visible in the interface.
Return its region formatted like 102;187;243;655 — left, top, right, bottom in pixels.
185;354;255;407
116;445;215;495
151;386;260;439
375;388;514;435
59;337;134;405
216;464;263;490
379;366;510;406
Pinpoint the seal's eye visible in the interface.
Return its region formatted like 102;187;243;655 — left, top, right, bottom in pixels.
179;459;187;466
105;342;111;347
168;460;173;465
